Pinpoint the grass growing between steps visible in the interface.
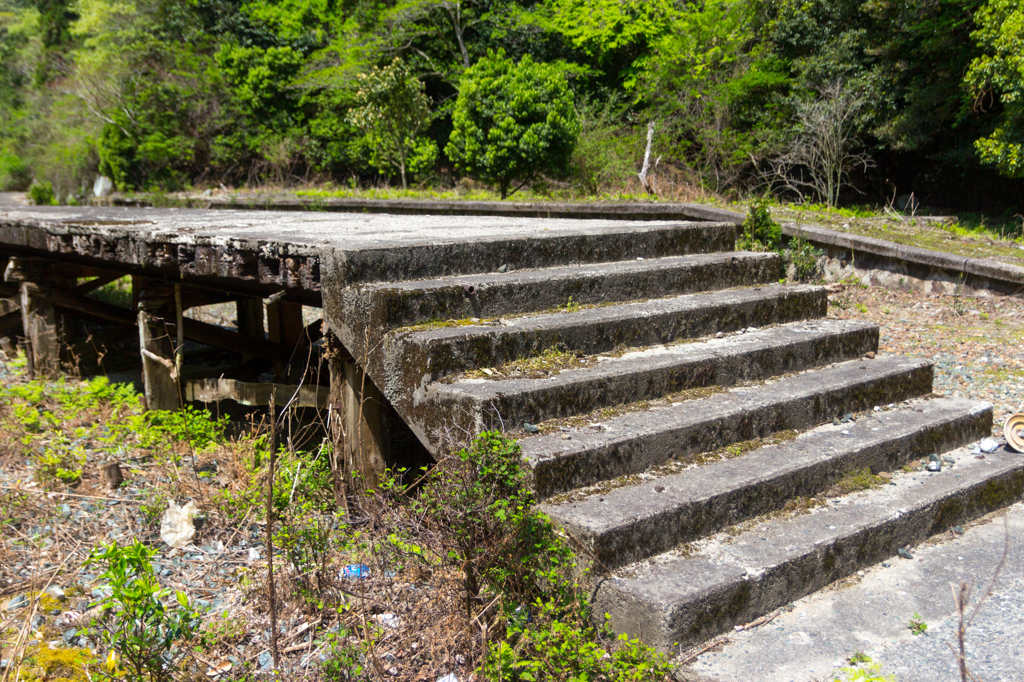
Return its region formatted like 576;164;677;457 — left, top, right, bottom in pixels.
0;355;673;681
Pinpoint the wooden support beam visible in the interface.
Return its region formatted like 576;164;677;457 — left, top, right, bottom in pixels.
236;298;265;362
74;273;122;296
136;279;179;411
327;332;386;492
5;258;73;377
267;299;303;381
43;287;294;364
184;378;328;408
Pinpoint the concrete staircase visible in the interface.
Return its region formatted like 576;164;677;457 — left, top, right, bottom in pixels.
323;218;1023;652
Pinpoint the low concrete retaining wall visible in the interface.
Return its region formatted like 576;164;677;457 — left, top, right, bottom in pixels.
785;222;1024;297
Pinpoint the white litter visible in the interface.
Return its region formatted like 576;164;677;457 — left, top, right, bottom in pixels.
159;500;201;548
980;438;1000;453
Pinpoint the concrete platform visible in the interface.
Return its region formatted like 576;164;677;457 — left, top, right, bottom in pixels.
0;206;734;296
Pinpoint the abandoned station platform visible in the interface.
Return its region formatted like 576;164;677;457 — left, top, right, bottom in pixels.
1;202;1020;652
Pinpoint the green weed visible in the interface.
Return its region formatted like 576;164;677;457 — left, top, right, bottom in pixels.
84;540;202;682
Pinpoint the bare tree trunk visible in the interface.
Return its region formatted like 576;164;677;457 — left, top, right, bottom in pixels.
638;121;656;195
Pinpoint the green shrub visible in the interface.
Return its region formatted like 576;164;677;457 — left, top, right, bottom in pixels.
417;431;672;680
28;181;57;205
446;50;581;199
0;147;31;191
738;198;782;252
84;540;202;682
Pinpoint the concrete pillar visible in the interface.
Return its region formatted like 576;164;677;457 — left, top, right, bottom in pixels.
135;278;179;411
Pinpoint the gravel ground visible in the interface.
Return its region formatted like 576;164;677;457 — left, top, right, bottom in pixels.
827;283;1024;429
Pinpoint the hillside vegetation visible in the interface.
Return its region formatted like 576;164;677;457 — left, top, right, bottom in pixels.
1;0;1024;213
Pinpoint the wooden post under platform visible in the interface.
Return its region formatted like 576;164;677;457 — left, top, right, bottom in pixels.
267;299;304;381
135;277;179;411
4;258;74;377
326;332;387;495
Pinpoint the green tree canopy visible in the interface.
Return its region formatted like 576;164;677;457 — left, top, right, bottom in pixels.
445;49;580;198
347;57;436;189
967;0;1024;177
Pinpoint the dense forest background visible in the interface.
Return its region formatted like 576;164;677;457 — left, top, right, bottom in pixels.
1;0;1023;211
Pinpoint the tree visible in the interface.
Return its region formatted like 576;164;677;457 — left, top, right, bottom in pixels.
768;82;873;207
966;0;1024;178
445;49;579;198
347;57;436;189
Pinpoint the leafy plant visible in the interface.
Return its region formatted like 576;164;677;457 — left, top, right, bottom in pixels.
908;612;928;636
84;540;202;682
446;50;581;199
28;180;57;205
787;235;824;281
833;662;896;682
347;57;436;189
738;198;782;252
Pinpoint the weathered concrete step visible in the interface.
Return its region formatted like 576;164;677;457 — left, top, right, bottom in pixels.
390;284;827;385
322;220;738;286
522;356;933;499
594;438;1023;651
344;252;780;330
430;319;879;434
544;398;992;569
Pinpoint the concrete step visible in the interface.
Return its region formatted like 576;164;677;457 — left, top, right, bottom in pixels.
322;220;739;285
593;432;1022;651
521;356;933;499
543;398;992;569
387;284;827;388
430;319;879;434
341;252;780;330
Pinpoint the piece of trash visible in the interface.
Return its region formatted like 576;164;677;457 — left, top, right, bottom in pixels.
523;422;540;434
248;548;261;562
980;437;1000;454
206;660;232;678
481;368;495;376
437;675;460;682
1004;414;1024;453
897;548;914;560
342;564;370;579
160;500;201;549
374;613;401;629
926;461;941;472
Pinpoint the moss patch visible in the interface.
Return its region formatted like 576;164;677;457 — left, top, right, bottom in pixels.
826;467;886;496
462;346;592;381
16;644;97;682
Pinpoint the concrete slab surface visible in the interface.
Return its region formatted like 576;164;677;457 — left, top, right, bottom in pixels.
0;205;690;252
683;498;1024;682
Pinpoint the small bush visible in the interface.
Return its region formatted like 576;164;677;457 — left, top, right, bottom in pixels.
84;540;202;682
28;181;57;205
738;198;782;252
0;148;32;191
